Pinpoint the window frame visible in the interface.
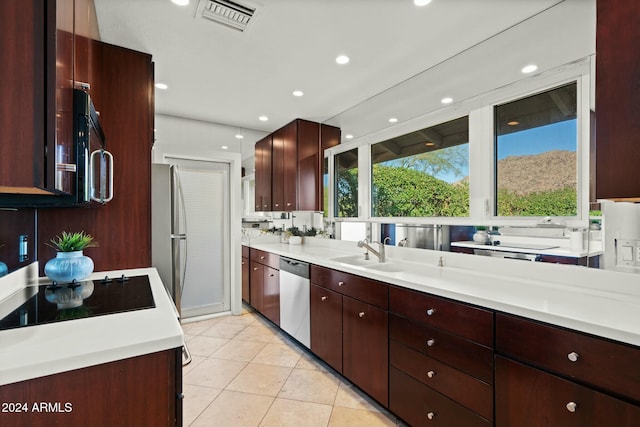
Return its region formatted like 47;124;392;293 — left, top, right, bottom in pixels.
325;58;592;228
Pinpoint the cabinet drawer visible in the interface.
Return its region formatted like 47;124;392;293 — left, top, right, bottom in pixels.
311;265;388;309
496;313;640;402
389;286;493;347
250;248;280;269
390;314;493;384
390;367;491;427
242;245;249;258
496;356;640;427
390;340;493;421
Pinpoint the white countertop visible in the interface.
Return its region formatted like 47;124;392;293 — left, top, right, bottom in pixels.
0;265;184;386
245;236;640;347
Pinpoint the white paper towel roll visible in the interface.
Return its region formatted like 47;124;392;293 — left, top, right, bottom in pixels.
570;231;584;251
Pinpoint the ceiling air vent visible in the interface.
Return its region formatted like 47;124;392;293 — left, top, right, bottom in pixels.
199;0;255;32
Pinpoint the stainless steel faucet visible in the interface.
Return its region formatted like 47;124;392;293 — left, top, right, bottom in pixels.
357;239;386;263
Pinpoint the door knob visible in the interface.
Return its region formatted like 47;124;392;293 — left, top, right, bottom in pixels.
321;296;327;301
426;339;435;347
427;370;435;378
358;312;365;318
567;352;579;362
566;402;577;413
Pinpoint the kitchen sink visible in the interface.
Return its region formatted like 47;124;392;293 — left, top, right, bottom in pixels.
330;254;380;266
366;263;404;273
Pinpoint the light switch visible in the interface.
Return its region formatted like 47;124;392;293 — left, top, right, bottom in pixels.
621;246;634;261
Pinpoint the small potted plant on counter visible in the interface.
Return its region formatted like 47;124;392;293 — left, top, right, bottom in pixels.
45;231;98;283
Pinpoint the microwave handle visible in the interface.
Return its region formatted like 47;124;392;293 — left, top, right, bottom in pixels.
90;149;114;203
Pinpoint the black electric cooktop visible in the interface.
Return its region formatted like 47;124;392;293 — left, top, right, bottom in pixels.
0;274;155;331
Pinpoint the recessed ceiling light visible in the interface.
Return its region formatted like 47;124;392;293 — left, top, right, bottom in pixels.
345;134;354;139
171;0;189;6
221;145;228;150
259;116;268;122
235;134;244;139
155;83;168;90
388;117;398;123
441;97;453;104
293;90;304;97
507;121;520;126
414;0;432;6
425;142;436;146
336;55;350;65
521;64;538;74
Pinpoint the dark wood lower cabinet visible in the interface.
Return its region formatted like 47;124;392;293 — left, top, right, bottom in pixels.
495;356;640;427
390;367;490;427
0;349;182;427
241;256;250;303
310;283;343;372
343;296;388;406
249;261;264;313
262;266;280;326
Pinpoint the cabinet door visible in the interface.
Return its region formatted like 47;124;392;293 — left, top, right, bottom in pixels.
296;120;320;211
0;0;47;192
496;356;640;427
254;136;272;211
241;256;250;303
271;129;284;211
262;266;280;326
282;121;298;211
343;295;388;406
310;284;343;372
249;261;264;313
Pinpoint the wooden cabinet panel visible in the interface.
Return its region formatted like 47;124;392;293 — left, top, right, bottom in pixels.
310;283;343;372
390;314;493;384
496;313;640;403
249;261;264;313
250;248;279;270
241;256;250;303
390;340;492;421
0;349;181;427
282;122;298;211
389;286;493;347
343;295;388;406
595;0;640;200
254;136;272;211
271;129;284;210
262;266;280;325
0;0;47;192
390;367;490;427
496;356;640;427
311;265;388;309
296;120;320;211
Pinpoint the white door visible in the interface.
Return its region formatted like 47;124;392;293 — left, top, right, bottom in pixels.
167;157;231;318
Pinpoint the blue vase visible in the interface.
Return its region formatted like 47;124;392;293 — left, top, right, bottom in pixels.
44;251;94;283
0;261;7;278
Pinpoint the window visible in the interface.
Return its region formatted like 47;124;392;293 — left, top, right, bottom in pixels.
371;116;469;217
334;148;358;217
494;82;577;216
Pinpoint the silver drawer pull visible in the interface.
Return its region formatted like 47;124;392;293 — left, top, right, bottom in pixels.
566;401;577;413
427;370;435;378
253;267;259;271
260;256;265;260
338;281;345;286
427;412;435;420
359;312;365;318
426;308;435;316
426;339;435;347
567;352;579;362
321;296;328;301
287;202;292;206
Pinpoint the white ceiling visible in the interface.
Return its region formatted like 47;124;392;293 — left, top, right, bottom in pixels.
93;0;594;165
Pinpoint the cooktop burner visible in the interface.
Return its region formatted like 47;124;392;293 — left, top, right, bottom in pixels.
0;274;155;331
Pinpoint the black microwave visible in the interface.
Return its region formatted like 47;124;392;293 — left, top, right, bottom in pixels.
0;89;113;207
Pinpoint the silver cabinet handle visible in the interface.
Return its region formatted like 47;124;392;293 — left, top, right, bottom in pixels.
427;370;435;378
427;412;435;420
321;296;327;301
566;402;577;413
274;203;279;207
567;352;579;362
260;256;265;260
253;267;259;271
286;202;292;206
338;281;344;286
426;308;435;316
426;339;435;347
359;312;365;318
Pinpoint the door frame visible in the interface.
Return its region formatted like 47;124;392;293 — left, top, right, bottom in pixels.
161;152;243;317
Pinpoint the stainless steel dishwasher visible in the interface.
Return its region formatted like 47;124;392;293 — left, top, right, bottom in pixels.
279;257;310;348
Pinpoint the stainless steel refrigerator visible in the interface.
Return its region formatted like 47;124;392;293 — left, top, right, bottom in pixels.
151;161;231;319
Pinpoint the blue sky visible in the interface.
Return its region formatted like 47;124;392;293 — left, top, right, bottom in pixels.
497;119;577;160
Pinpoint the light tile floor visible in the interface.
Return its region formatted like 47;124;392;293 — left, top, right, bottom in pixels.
181;306;402;427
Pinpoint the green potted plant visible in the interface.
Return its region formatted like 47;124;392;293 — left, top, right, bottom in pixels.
45;231;98;283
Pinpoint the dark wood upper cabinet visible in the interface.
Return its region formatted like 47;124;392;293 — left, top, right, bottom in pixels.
254;119;340;212
595;0;640;200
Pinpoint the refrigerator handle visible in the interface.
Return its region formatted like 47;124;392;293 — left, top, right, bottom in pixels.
173;167;189;300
